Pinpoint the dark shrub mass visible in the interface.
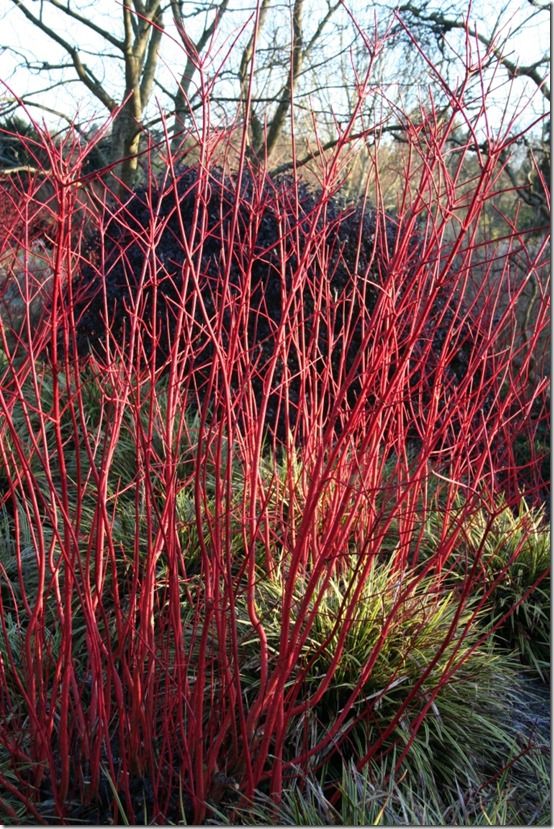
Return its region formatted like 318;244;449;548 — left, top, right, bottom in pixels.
68;165;473;440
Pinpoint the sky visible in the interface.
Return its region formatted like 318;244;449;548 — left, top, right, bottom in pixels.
0;0;549;135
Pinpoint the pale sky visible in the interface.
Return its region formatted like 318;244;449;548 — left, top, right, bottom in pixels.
0;0;549;134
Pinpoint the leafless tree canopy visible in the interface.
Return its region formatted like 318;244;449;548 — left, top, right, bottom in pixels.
0;0;549;214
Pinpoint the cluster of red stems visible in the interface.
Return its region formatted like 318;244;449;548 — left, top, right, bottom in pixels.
0;23;549;825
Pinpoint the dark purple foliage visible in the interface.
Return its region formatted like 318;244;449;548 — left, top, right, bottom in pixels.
69;165;474;439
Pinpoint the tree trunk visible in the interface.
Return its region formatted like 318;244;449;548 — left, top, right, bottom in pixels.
110;94;143;193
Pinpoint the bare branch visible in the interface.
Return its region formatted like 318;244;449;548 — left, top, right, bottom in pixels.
170;0;231;149
171;0;230;103
304;0;341;55
37;0;124;49
238;0;271;151
8;0;118;111
140;13;164;108
264;0;305;159
270;123;407;176
0;164;42;175
398;3;550;99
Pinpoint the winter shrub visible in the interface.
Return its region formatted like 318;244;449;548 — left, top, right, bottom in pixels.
68;166;399;437
0;22;549;825
64;163;494;449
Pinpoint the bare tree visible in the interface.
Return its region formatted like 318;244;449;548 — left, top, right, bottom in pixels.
1;0;549;200
170;0;231;152
394;1;550;221
398;2;549;99
5;0;165;187
4;0;235;187
3;0;347;178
